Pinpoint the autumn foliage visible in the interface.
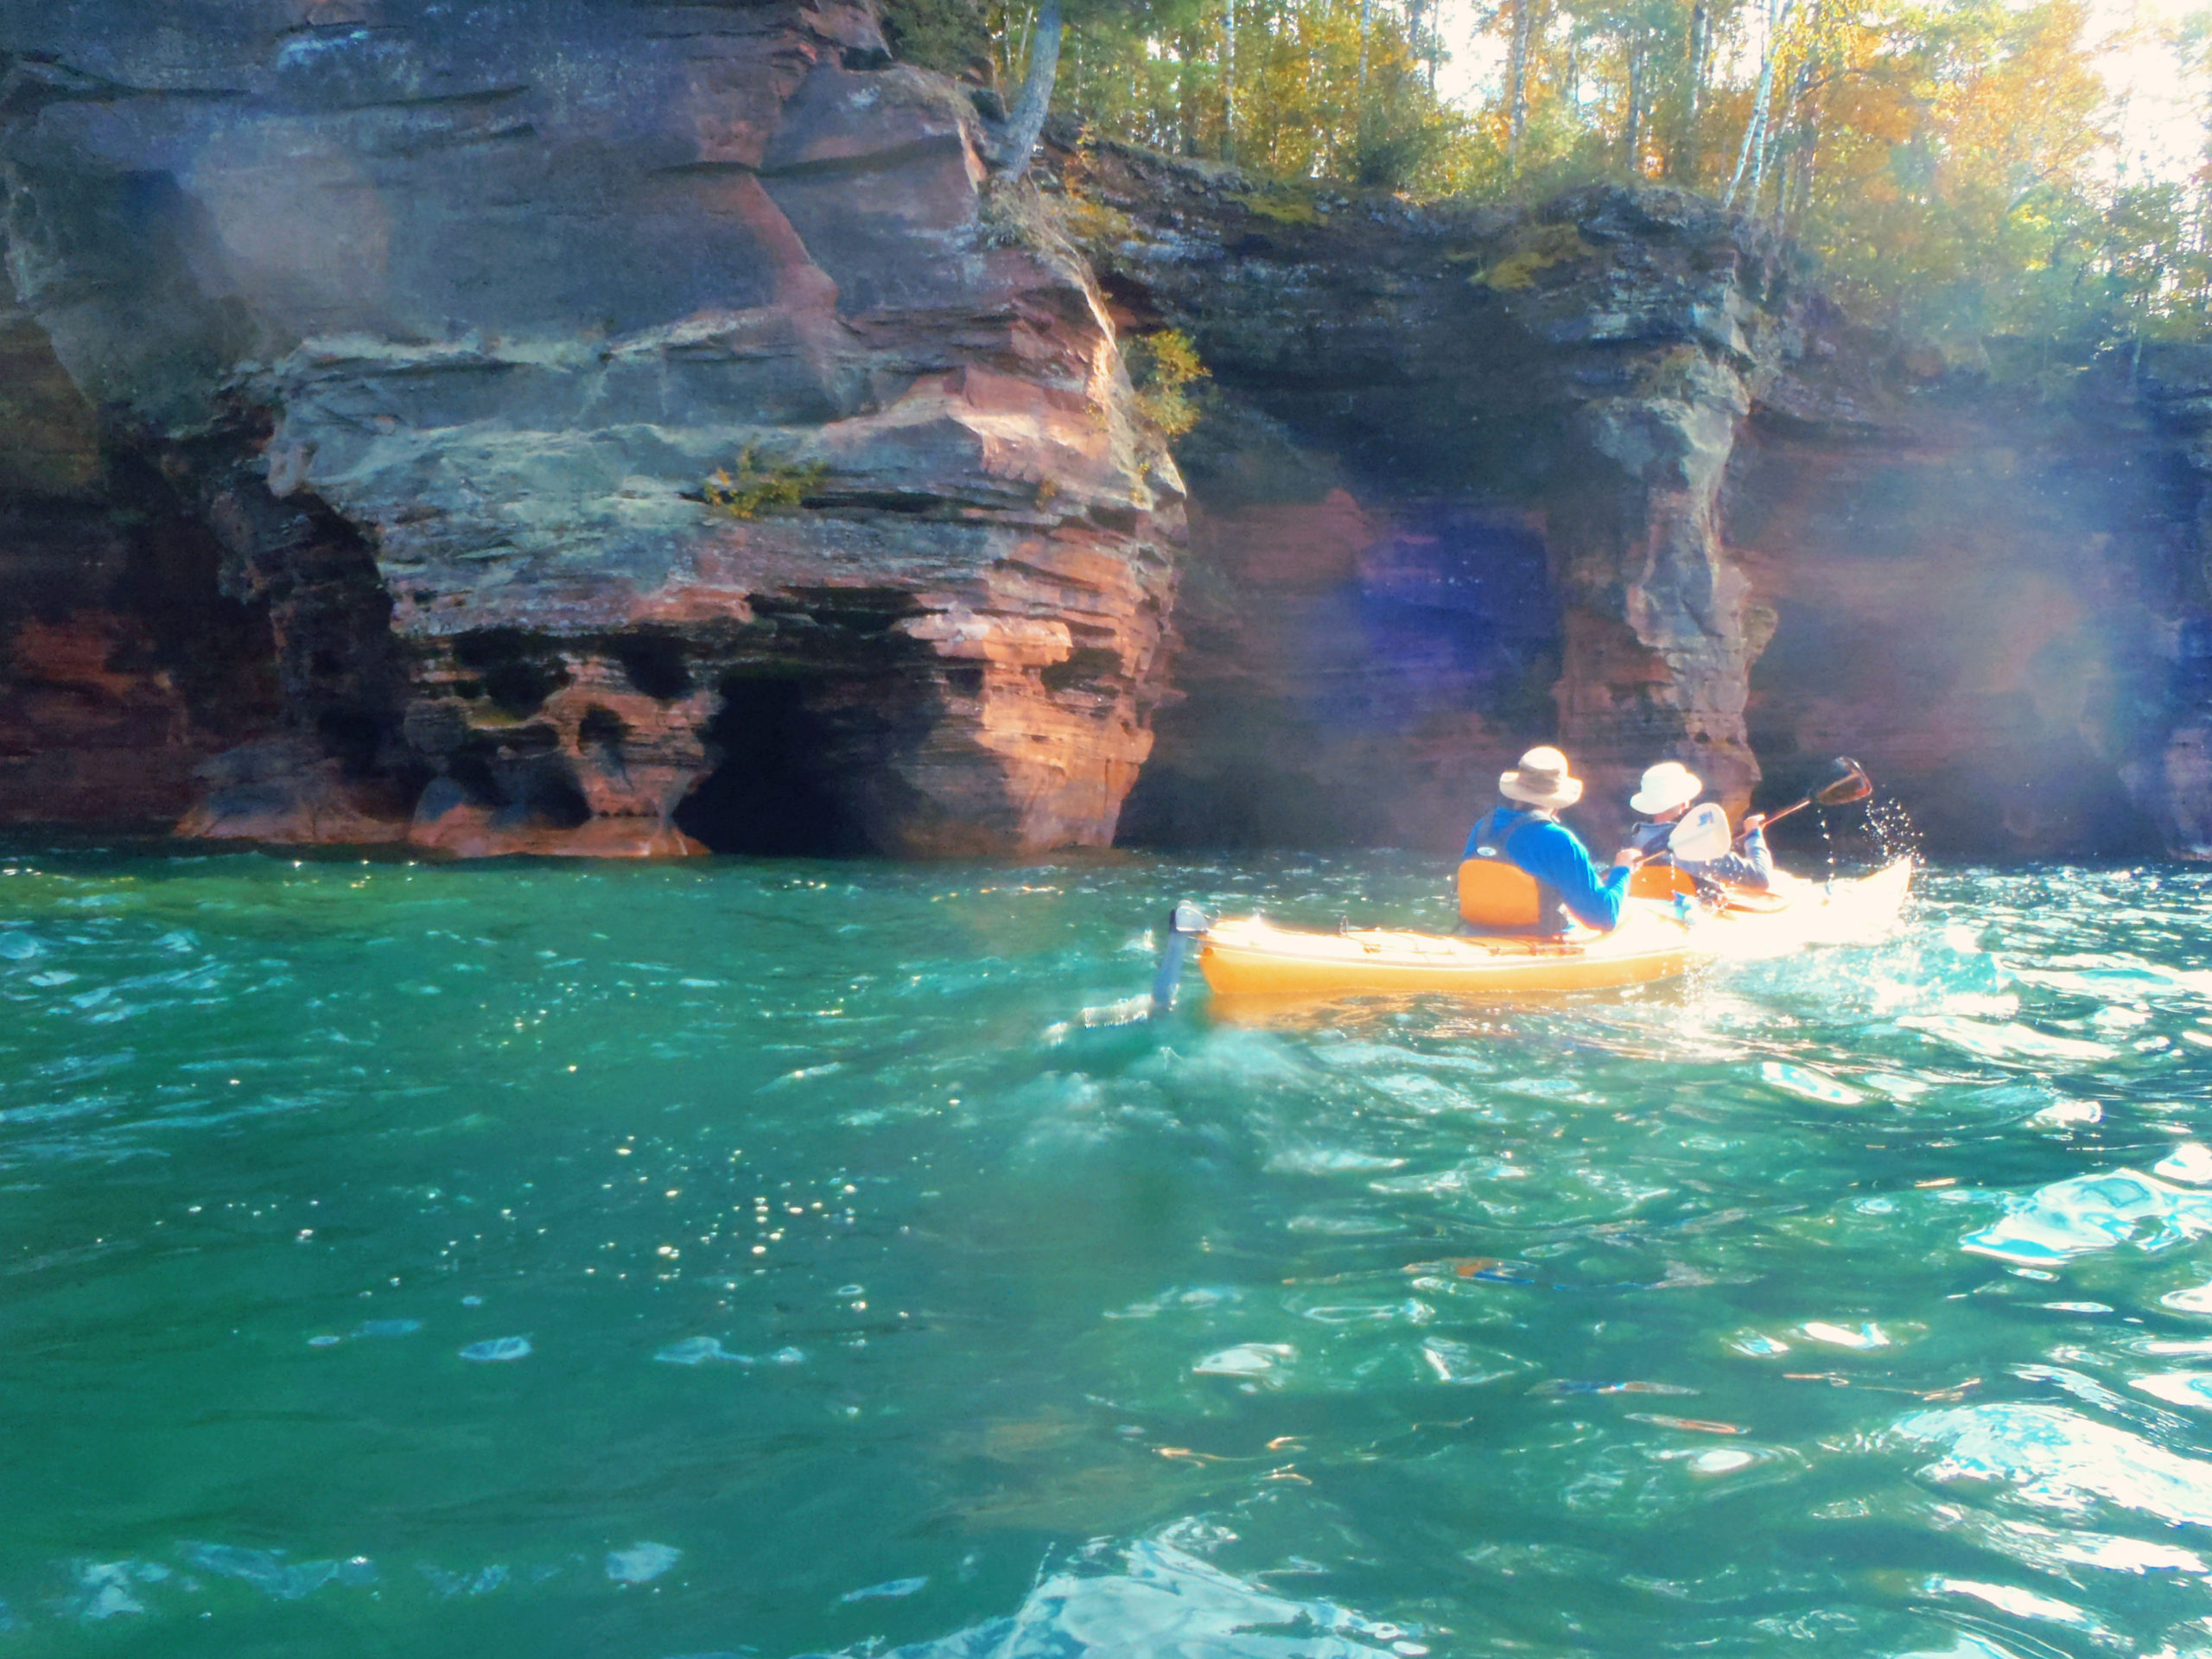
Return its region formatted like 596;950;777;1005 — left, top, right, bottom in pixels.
882;0;2212;362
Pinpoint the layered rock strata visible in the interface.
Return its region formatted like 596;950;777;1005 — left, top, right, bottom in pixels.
7;2;2210;862
1079;146;2202;859
0;1;1182;856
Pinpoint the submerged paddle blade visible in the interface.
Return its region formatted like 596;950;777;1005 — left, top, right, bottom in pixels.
1668;804;1733;863
1815;757;1874;808
1149;900;1210;1017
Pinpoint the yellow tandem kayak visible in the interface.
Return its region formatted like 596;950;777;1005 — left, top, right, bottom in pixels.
1198;903;1708;999
1192;858;1914;1001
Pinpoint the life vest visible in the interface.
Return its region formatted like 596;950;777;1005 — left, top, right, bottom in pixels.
1458;809;1570;935
1624;818;1697;900
1629;861;1698;900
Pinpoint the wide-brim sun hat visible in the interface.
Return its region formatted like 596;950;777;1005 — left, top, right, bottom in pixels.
1630;760;1703;817
1499;746;1584;809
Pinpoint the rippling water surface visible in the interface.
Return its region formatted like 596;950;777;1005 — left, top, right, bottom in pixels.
3;848;2212;1656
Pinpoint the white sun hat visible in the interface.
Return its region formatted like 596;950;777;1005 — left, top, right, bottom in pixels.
1499;746;1584;809
1630;760;1704;817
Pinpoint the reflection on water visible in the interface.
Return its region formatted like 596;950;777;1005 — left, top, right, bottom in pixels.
0;850;2209;1655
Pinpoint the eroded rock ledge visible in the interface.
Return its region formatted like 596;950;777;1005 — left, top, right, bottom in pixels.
1072;153;1805;846
1;1;1181;855
1071;145;2210;859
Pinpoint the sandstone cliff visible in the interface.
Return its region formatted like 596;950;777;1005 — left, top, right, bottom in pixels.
1069;146;2209;859
2133;342;2212;859
5;7;2210;861
1073;157;1793;849
1;1;1182;856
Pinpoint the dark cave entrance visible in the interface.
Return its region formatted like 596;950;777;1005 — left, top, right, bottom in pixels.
1116;500;1560;850
673;677;871;857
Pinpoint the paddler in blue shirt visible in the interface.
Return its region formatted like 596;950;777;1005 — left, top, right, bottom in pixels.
1620;761;1774;891
1458;747;1633;937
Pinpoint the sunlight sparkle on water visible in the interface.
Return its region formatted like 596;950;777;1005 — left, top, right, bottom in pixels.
0;852;2209;1655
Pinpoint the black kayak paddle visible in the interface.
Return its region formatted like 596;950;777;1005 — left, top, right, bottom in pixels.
1755;757;1872;834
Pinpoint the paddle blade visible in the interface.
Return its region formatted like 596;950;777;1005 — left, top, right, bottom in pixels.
1814;758;1873;808
1149;900;1210;1017
1668;803;1732;863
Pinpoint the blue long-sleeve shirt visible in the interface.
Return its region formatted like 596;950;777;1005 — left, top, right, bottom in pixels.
1464;808;1632;931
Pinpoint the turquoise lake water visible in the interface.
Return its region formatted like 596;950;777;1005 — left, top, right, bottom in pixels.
1;848;2210;1657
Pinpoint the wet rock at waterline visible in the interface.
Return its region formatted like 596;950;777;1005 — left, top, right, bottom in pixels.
0;1;1182;855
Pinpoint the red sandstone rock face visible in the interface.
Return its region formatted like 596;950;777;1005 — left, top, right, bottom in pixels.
10;6;2211;862
0;415;285;832
0;613;206;827
0;1;1183;856
1119;475;1554;854
1548;365;1770;826
1732;379;2183;858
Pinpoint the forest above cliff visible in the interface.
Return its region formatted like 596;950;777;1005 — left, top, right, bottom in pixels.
887;0;2212;365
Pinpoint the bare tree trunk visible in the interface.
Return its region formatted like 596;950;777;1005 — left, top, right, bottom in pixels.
1408;0;1436;92
1624;35;1643;175
1000;0;1062;178
1675;0;1707;179
1792;119;1819;231
1507;0;1534;175
1724;0;1789;209
1357;0;1374;87
1751;39;1795;211
1008;3;1034;88
1780;0;1821;230
1223;0;1237;159
1772;61;1804;228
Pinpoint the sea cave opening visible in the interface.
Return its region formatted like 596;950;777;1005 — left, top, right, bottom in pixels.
674;677;871;857
1117;500;1559;851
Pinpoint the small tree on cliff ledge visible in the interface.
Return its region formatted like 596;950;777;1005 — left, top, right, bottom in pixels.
998;0;1062;177
874;0;1066;174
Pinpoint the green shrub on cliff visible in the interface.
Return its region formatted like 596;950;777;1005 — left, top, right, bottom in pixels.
701;449;829;519
1125;329;1210;437
1345;51;1461;192
1471;222;1597;291
878;0;993;79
